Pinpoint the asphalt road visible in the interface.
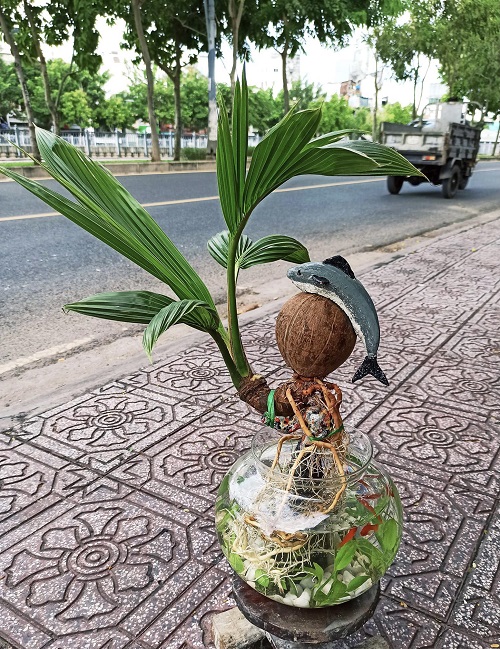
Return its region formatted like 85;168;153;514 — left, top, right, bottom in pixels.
1;161;500;368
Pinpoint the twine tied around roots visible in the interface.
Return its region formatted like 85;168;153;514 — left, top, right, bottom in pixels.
269;379;348;516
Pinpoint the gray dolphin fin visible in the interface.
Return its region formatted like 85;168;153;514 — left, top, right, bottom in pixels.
352;356;389;386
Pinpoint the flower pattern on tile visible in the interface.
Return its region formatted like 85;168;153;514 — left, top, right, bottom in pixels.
377;407;492;470
51;396;164;448
0;456;45;518
156;356;226;393
160;426;253;496
4;506;171;621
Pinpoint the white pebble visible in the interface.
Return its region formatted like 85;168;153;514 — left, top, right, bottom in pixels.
293;590;311;608
341;570;355;585
300;577;315;589
245;567;256;581
352;578;372;597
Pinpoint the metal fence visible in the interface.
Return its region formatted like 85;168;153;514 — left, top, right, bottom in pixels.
0;127;261;159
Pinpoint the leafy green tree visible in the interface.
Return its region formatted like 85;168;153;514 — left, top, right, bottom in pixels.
59;88;92;127
181;69;210;130
353;107;372;132
24;60;108;129
434;0;500;121
248;87;281;133
99;95;135;131
276;79;325;111
5;0;102;134
0;58;22;121
313;94;356;133
381;102;413;124
373;1;437;119
116;0;208;160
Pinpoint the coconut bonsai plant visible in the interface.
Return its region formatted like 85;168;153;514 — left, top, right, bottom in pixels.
0;75;422;608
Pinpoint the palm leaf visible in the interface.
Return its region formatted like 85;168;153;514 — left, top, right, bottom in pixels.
324;140;427;177
238;235;310;269
64;291;176;324
304;129;362;149
142;300;220;360
207;230;309;270
216;96;239;233
243;107;322;216
232;70;249;208
5;129;215;308
207;230;253;268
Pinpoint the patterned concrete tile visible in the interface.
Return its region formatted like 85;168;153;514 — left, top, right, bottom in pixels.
132;568;228;648
439;306;500;372
44;629;133;649
109;400;262;514
378;464;495;620
119;343;235;407
336;596;443;648
435;628;497;648
0;439;68;538
364;395;498;485
450;503;500;643
18;386;206;473
0;600;51;648
407;354;500;418
241;315;284;373
379;282;487;333
0;489;218;643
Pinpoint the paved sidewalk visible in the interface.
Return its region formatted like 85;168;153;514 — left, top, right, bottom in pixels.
0;218;499;649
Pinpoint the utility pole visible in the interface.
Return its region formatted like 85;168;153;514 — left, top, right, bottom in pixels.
204;0;217;157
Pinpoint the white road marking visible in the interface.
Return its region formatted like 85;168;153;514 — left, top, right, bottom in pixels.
0;177;385;223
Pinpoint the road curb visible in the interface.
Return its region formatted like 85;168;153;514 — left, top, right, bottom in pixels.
0;159;217;181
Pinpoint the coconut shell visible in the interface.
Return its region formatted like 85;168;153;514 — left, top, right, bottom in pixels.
275;293;356;378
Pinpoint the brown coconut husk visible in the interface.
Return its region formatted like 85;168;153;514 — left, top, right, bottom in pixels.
275;293;356;378
237;293;356;417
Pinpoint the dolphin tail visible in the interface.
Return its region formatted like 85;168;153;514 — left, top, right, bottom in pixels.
352;356;389;386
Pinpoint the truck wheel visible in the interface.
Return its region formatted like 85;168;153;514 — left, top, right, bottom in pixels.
387;176;404;194
442;166;460;198
459;176;469;190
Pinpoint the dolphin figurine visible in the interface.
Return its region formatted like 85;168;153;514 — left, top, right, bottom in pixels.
287;255;389;385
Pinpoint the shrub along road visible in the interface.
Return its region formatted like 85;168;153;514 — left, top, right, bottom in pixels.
1;162;500;372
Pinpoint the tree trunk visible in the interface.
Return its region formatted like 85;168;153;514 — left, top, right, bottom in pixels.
416;58;432;117
204;0;217;156
281;44;289;114
24;0;59;134
372;57;379;143
229;0;244;97
131;0;161;162
0;5;41;161
173;50;182;162
492;122;500;156
412;54;419;120
54;58;74;130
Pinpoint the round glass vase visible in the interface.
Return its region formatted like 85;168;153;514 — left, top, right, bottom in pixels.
215;427;402;608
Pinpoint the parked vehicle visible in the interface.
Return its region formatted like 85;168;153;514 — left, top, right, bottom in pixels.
381;102;482;198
